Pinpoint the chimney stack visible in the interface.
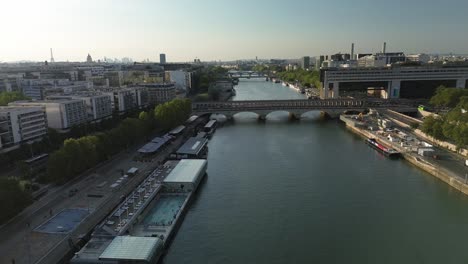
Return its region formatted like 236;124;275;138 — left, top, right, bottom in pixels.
351;43;355;60
382;42;387;54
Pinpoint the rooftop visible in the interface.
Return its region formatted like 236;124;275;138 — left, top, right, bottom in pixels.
169;125;185;135
0;106;44;113
99;236;163;262
176;137;208;156
138;135;172;154
163;159;207;183
204;119;217;129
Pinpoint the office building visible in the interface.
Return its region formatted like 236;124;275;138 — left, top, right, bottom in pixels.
0;106;48;150
160;54;166;64
9;100;88;130
301;56;311;69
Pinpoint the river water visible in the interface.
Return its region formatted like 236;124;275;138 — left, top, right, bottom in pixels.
164;79;468;264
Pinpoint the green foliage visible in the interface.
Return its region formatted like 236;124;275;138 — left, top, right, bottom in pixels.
277;69;321;88
47;112;157;184
194;93;211;102
430;86;468;108
208;86;220;101
154;98;191;130
422;88;468;149
191;66;228;94
0;91;29;106
409;122;419;130
0;178;32;224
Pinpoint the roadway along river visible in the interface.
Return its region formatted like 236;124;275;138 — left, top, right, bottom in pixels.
164;78;468;264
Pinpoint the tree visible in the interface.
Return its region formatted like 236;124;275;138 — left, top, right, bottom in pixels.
208;86;220;100
430;86;468;108
0;91;29;106
422;90;468;150
0;178;32;224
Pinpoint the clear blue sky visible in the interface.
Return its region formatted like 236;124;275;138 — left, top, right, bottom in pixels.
1;0;467;62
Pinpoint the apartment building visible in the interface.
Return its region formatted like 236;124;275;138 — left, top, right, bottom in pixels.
9;100;88;130
0;106;48;151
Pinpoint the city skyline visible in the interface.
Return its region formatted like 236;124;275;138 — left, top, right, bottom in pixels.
1;0;468;62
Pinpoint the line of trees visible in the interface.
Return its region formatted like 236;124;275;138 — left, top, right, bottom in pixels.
0;178;32;224
46;98;191;184
0;113;130;173
277;69;321;88
0;91;29;106
155;98;192;130
420;87;468;150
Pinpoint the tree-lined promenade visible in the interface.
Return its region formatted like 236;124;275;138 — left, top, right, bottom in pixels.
47;98;191;184
0;98;191;224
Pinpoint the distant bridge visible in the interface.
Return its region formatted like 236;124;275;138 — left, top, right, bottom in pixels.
228;71;265;79
192;99;418;118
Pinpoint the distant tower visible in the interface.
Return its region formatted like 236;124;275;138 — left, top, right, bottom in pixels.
86;53;93;63
160;53;166;64
382;42;387;54
50;48;55;63
351;43;355;60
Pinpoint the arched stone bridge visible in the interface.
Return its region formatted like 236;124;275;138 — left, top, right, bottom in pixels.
192;99;417;119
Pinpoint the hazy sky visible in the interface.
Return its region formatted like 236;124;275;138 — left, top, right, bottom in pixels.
1;0;468;62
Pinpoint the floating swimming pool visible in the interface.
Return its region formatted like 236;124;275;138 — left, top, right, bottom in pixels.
143;195;187;227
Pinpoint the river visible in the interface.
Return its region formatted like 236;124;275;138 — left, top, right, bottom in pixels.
163;78;468;264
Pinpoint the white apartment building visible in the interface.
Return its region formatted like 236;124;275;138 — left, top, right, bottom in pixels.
47;94;113;121
9;100;88;130
0;106;48;151
165;71;193;92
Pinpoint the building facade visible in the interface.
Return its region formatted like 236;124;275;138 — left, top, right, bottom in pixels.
160;54;166;64
139;83;176;105
0;106;48;150
164;71;193;92
47;94;113;121
99;88;138;113
9;100;88;130
301;56;311;69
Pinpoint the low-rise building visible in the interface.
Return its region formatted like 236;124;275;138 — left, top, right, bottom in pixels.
406;54;431;64
9;100;88;130
163;159;207;192
0;106;48;151
175;137;208;159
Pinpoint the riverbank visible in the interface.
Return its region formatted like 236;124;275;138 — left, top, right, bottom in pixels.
341;115;468;196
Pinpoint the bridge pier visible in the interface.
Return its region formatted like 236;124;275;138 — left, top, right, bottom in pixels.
389;79;401;98
289;112;301;120
258;114;267;121
331;82;340;99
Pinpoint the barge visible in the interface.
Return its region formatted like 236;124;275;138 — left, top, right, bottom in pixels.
366;138;400;158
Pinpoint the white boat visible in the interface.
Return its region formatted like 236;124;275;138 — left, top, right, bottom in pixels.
282;82;288;87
